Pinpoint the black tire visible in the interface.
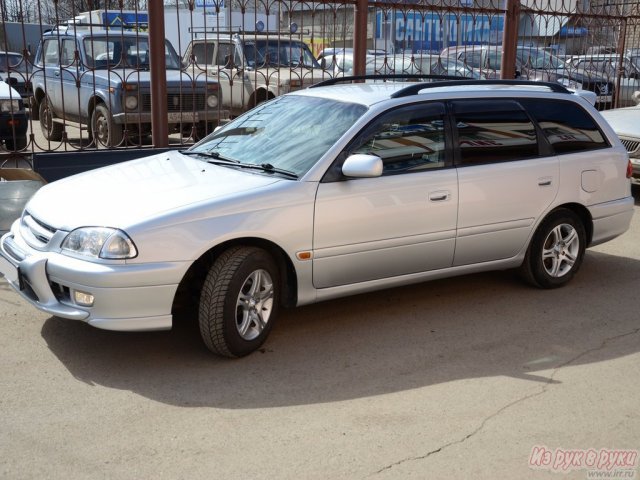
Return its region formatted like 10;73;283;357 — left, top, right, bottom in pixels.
199;246;280;357
4;135;27;151
520;209;586;289
91;104;123;148
39;98;63;141
29;97;39;121
195;121;211;141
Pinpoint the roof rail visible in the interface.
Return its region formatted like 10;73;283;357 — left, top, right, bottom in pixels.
189;27;305;38
390;79;572;98
50;22;147;33
309;74;472;89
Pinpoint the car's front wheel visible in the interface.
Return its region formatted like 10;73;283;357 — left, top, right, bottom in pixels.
521;209;586;288
39;98;63;141
91;104;123;148
199;246;279;357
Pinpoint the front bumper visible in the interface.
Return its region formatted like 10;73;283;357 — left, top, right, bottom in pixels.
0;227;188;331
631;158;640;185
112;109;229;125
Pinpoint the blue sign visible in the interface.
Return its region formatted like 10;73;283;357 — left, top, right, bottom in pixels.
101;12;149;29
195;0;224;9
376;11;504;52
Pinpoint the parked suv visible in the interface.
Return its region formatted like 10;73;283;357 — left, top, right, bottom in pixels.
0;79;634;357
31;26;226;147
183;33;326;116
441;45;614;106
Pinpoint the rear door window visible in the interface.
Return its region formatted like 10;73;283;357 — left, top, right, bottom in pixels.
451;99;539;165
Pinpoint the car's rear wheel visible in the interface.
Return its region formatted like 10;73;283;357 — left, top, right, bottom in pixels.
92;104;123;148
520;209;586;288
199;246;279;357
39;98;63;141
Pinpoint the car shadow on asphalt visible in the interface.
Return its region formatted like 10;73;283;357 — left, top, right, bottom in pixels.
39;249;640;409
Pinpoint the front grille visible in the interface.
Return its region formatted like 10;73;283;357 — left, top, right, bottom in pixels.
50;281;71;303
21;212;57;246
583;81;614;97
141;93;207;112
620;139;640;154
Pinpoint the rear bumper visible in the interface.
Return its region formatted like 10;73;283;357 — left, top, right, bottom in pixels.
0;112;28;140
588;196;635;247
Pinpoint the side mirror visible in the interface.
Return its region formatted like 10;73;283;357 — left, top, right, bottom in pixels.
342;154;383;178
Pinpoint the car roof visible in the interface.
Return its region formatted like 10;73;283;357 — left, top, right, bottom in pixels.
572;53;627;59
294;81;588;108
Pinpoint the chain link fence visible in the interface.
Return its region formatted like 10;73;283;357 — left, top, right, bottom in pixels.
1;0;639;160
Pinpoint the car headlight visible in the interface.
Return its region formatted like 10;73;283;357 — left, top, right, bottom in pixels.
61;227;138;259
206;94;218;108
557;77;580;89
0;99;20;113
125;95;138;110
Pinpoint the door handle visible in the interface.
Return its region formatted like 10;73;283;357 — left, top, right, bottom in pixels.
429;190;450;202
538;177;552;186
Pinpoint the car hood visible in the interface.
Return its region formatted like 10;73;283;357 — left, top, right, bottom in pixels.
26;150;281;231
93;69;213;87
600;107;640;136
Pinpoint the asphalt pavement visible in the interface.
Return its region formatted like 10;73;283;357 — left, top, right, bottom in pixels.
1;188;639;479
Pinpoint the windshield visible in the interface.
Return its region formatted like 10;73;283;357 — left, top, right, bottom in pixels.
517;49;564;69
425;58;482;78
83;37;182;69
190;95;367;177
0;53;23;71
242;40;320;69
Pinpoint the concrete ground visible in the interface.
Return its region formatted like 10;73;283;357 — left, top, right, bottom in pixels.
1;189;639;480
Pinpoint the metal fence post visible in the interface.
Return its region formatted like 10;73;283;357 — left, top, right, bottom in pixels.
149;2;169;147
353;0;368;76
614;18;628;108
501;0;520;80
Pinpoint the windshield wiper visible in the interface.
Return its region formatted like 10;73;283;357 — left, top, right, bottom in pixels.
183;152;297;178
240;163;298;179
182;150;240;165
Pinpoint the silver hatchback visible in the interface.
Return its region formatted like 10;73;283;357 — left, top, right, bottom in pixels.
0;79;634;357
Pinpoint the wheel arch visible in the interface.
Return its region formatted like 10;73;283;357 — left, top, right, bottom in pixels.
172;237;299;320
86;95;106;132
550;202;593;246
247;88;275;109
34;87;46;106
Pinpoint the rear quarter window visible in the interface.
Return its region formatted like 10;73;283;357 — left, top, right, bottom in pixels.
518;99;609;154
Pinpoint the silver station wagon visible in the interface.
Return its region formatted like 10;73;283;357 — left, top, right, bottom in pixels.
0;79;635;357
